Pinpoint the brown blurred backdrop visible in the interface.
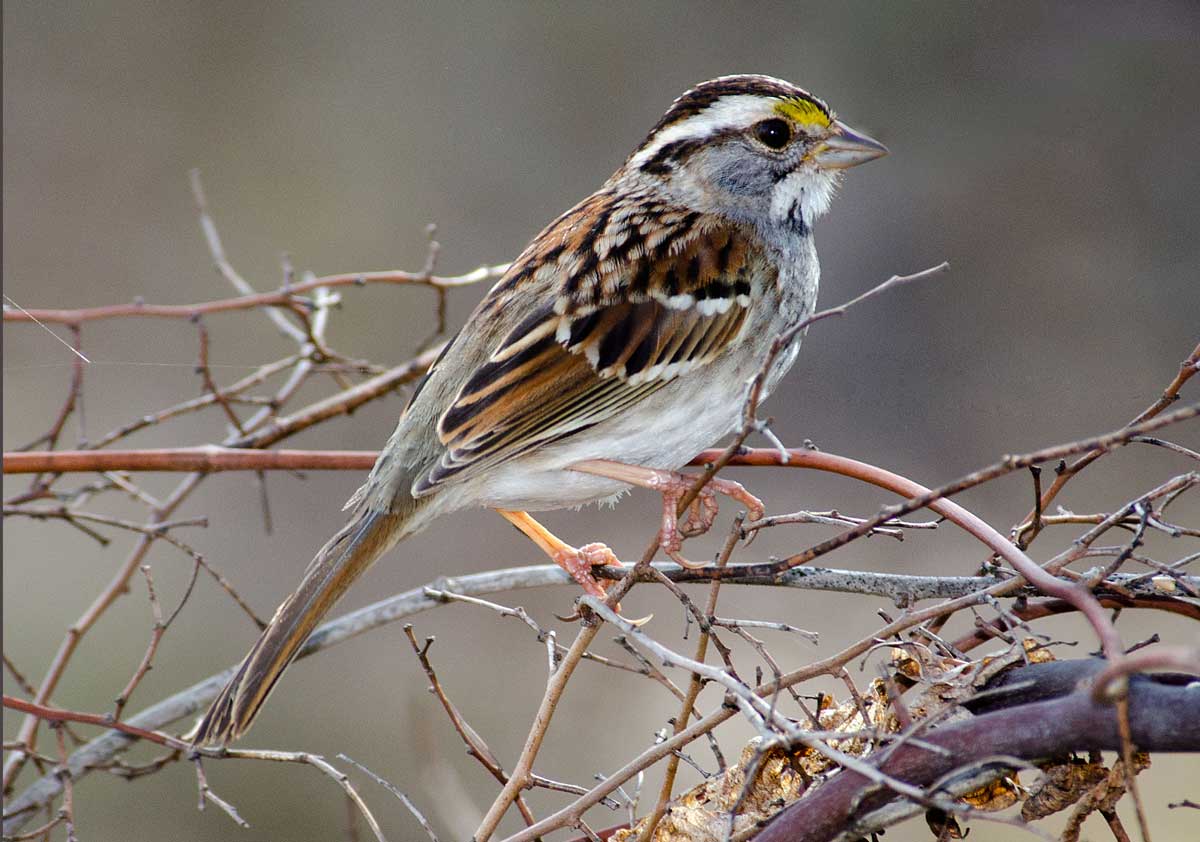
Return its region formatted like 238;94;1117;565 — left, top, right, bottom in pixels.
4;2;1199;840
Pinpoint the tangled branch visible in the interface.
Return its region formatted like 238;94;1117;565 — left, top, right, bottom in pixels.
4;178;1198;841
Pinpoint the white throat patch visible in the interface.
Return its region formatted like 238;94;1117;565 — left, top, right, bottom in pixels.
770;168;839;228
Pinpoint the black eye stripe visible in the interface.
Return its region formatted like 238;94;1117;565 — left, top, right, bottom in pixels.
753;118;791;150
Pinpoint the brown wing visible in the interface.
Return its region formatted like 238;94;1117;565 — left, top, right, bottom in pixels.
414;194;762;494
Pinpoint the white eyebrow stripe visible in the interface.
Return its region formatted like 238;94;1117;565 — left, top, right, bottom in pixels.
630;95;775;169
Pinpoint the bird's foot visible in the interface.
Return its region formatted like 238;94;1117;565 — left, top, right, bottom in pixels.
551;541;622;598
569;460;765;568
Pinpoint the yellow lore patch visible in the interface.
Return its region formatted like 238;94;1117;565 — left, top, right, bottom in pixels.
774;97;831;130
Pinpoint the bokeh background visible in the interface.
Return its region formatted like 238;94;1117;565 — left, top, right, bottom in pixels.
5;2;1199;840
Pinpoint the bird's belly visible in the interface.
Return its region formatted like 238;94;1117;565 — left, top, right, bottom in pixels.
467;371;748;512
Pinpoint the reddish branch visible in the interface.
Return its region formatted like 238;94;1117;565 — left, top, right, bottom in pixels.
949;594;1200;652
1015;341;1200;547
1;266;503;325
5;402;1194;476
2;696;183;750
7;403;1190;477
3;447;379;474
403;626;539;828
4;236;1195;841
756;664;1200;842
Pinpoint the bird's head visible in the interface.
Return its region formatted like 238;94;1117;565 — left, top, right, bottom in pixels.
622;74;887;234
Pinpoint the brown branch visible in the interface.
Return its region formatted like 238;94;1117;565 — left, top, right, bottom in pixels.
473;622;603;841
89;354;299;450
51;723;77;842
1131;340;1200;425
680;450;1135;662
111;566;168;721
640;517;744;841
2;695;186;750
2;264;506;325
754;670;1200;842
1014;340;1200;547
193;317;247;435
402;625;538;828
15;325;85;453
2;447;380;474
6;401;1194;477
1;474;202;792
232;345;441;450
950;594;1200;653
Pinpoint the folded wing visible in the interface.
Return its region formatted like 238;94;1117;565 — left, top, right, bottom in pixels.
415;195;764;494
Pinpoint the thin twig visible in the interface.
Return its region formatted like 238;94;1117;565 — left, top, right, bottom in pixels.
51;723;77;842
193;756;249;828
337;753;440;842
473;622;602;842
402;625;538;827
639;516;744;841
112;566;168;720
2;262;507;324
1012;341;1200;549
219;748;388;842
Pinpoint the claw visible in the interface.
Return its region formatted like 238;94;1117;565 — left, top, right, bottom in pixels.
680;491;719;538
654;473;765;568
569;460;767;569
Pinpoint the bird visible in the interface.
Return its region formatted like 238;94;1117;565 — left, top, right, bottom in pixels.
192;74;887;746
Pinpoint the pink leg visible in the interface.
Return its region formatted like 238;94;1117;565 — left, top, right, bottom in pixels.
495;510;621;598
570;460;765;568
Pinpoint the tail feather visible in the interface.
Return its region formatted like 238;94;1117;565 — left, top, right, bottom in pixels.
193;508;406;746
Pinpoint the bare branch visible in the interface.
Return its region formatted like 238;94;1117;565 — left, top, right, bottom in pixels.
337;753;440;842
2;262;506;325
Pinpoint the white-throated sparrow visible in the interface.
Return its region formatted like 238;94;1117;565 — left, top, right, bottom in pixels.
194;74;886;745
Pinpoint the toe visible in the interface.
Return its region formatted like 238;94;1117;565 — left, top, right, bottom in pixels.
552;547;609;598
578;542;621;569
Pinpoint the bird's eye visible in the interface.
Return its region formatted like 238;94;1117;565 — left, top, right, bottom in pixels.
753;118;792;150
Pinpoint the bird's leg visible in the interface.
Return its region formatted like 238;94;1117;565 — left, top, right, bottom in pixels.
569;460;765;568
495;509;621;598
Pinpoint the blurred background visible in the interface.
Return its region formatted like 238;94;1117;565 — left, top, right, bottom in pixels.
5;2;1198;840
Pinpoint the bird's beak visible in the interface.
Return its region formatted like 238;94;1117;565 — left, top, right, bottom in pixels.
812;120;888;169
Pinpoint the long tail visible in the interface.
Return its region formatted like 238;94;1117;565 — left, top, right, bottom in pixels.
192;508;406;746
